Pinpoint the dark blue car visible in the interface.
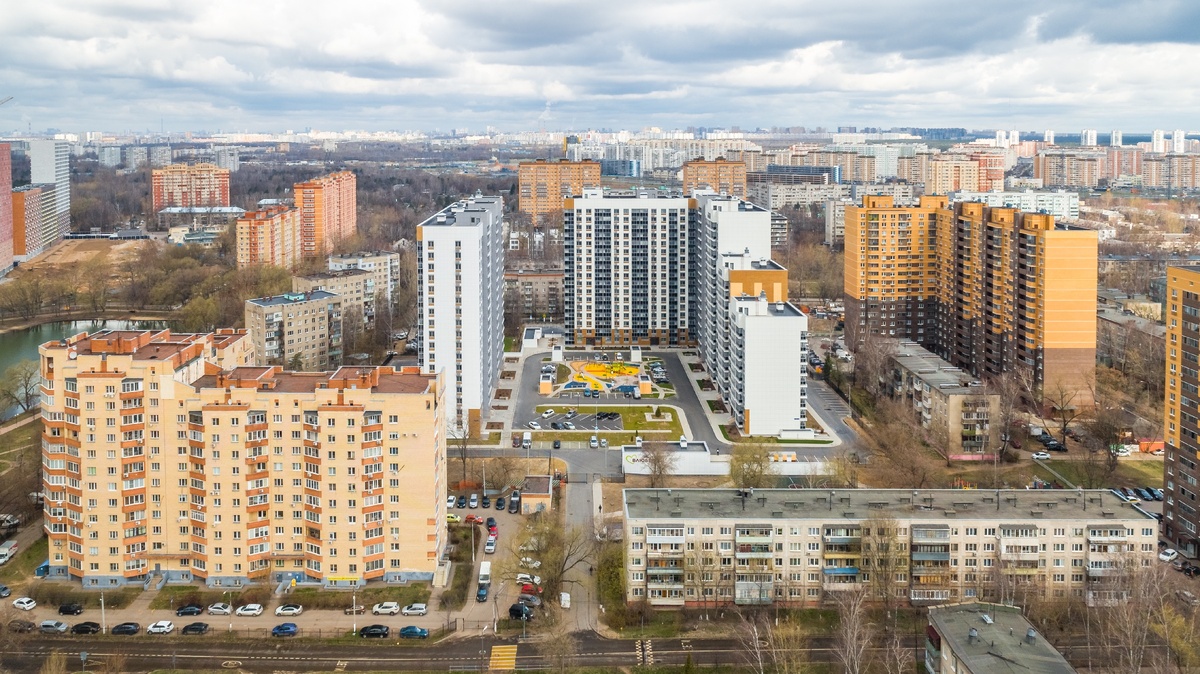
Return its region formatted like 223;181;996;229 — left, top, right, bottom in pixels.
272;622;298;637
399;625;429;639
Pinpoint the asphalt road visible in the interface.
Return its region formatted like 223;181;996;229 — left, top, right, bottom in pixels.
806;378;861;454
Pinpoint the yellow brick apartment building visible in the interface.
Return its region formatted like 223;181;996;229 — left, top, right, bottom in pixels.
517;159;601;219
845;195;1097;408
39;329;446;588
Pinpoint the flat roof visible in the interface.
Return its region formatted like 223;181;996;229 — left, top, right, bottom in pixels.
890;341;982;395
157;206;245;214
417;195;502;228
193;366;435;395
247;290;338;307
623;488;1153;522
296;268;370;281
929;603;1076;674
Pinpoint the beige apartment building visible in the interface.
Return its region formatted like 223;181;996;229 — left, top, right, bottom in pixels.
293;269;376;325
39;329;446;588
328;251;401;305
623;488;1155;609
888;342;1001;458
294;171;358;258
245;291;343;370
517;159;601;218
235;206;301;269
681;159;747;198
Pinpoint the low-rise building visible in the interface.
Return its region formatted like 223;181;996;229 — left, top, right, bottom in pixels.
156;206;245;231
888;341;1001;459
622;488;1156;609
294;269;376;324
327;251;401;305
503;268;564;321
926;602;1077;674
244;291;343;370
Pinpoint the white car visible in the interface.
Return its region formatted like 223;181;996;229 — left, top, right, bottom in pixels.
484;538;497;554
1160;549;1180;562
1030;451;1052;461
401;603;428;616
1152;449;1166;456
12;597;35;611
275;604;303;616
446;495;456;508
541;409;555;419
518;557;542;569
235;604;264;617
563;421;575;431
527;421;542;430
147;620;175;635
372;602;401;615
469;494;479;508
516;573;542;585
207;602;232;615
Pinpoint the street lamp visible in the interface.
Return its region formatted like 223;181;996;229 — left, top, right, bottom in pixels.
352;588;357;635
99;591;106;634
479;624;491;672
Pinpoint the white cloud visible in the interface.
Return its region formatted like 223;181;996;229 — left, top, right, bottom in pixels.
0;0;1198;132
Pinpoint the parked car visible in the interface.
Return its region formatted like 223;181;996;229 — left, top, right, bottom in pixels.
147;620;175;635
207;603;232;615
516;573;542;585
511;435;521;448
372;602;401;615
71;622;101;634
482;495;491;508
563;421;575;430
550;422;561;430
39;620;68;634
235;604;264;617
176;604;203;617
456;495;467;509
360;624;390;638
484;538;497;554
447;494;457;508
1148;487;1165;501
1177;590;1200;606
1161;548;1180;562
181;622;210;635
518;593;542;607
469;494;479;509
465;514;483;524
519;557;542;569
57;603;83;616
7;619;33;633
399;625;429;639
553;439;561;449
401;603;428;616
509;603;534;621
476;585;489;603
495;496;505;510
565;410;578;419
0;585;10;598
541;409;555;419
521;583;542;595
486;516;497;529
1134;488;1154;502
275;604;303;616
111;622;140;635
12;598;35;611
1031;451;1051;460
527;421;542;430
271;623;298;637
344;604;366;615
1122;488;1140;502
509;499;520;514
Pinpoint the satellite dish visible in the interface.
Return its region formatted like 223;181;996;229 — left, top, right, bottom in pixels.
68;350;78;360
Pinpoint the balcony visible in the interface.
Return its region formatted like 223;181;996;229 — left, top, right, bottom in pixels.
1000;551;1041;562
911;551;951;562
646;548;685;559
734;583;774;605
735;544;773;559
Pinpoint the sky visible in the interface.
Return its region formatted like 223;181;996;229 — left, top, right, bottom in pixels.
2;0;1199;135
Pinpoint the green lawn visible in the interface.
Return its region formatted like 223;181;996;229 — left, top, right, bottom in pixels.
503;336;519;352
0;535;47;582
1038;458;1164;489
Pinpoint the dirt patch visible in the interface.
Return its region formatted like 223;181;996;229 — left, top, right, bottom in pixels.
707;399;726;413
485;422;504;430
688;362;705;372
492;405;508;411
500;370;516;379
495;389;512;400
697;379;714;391
504;357;519;363
12;238;144;282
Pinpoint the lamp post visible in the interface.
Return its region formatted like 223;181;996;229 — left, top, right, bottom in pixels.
479;624;491;672
352;588;357;635
225;590;232;633
99;591;106;634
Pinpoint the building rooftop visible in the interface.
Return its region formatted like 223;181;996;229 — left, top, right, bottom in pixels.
721;250;786;271
417;193;503;228
622;488;1155;522
574;187;686;200
192;365;435;395
929;603;1076;674
890;341;984;395
296;268;370;282
247;290;339;307
157;206;246;215
522;475;553;496
1096;307;1166;338
731;294;805;317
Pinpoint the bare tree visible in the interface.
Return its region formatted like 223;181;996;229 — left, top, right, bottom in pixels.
641;443;678;489
1043;378;1084;445
729;444;777;489
765;616;810;674
535;609;578;674
38;652;67;674
849;331;896;400
861;513;904;611
736;611;770;674
509;516;595;598
0;361;41;412
1101;552;1171;674
831;588;874;674
452;414;470;484
880;629;912;674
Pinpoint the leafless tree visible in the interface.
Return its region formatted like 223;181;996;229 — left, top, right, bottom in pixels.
832;587;874;674
38;652;67;674
849;331;896;400
1043;379;1083;445
1101;553;1171;673
535;608;578;674
509;516;596;598
641;443;678;489
0;361;41;412
735;611;769;674
861;513;904;611
880;628;912;674
729;444;777;489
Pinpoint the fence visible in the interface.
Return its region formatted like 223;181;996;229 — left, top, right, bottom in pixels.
38;623;456;641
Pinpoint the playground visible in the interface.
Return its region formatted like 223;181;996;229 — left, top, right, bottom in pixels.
561;360;642;393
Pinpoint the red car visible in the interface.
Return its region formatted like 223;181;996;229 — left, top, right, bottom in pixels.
465;514;484;525
521;583;543;595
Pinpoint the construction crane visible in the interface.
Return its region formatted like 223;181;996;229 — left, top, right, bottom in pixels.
0;97;11;107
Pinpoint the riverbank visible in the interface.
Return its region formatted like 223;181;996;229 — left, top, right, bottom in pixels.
0;308;177;337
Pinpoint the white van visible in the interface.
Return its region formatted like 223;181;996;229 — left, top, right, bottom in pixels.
0;541;19;565
559;592;571;609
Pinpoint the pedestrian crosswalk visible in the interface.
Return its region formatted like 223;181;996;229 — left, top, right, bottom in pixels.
489;645;518;670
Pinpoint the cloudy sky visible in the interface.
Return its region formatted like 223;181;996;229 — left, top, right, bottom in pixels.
2;0;1198;134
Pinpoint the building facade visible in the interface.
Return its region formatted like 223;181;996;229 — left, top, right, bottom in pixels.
293;269;376;324
724;293;808;436
517;159;601;219
294;171;357;258
151;163;231;213
156;206;246;231
622;488;1156;608
327;251;401;305
416;194;505;436
235;206;301;269
1164;266;1200;557
29;140;70;239
0;144;12;276
951;190;1080;219
681;159;748;198
845;196;1098;409
244;291;344;370
888;342;1001;458
38;329;445;587
563;189;693;346
503;268;564;322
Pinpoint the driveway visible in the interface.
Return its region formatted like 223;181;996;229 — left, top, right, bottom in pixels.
806;379;861;453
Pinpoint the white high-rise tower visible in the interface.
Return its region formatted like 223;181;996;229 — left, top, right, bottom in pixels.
1080;129;1097;147
1110;130;1123;147
1044;130;1055;144
1152;129;1166;153
1173;129;1187;153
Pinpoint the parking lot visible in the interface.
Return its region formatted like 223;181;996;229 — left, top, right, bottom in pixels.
527;408;625;433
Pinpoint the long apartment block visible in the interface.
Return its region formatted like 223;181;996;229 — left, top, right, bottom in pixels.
844;195;1097;407
623;488;1156;609
1164;266;1200;558
39;329;445;588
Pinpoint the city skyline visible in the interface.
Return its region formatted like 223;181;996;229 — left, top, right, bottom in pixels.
3;0;1200;133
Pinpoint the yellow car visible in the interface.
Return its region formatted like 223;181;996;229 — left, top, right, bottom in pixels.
447;514;462;523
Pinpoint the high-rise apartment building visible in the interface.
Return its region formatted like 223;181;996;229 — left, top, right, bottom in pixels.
845;196;1097;407
151;163;231;213
149;146;173;167
517;159;601;219
416;194;504;436
623;488;1155;608
0;145;12;276
124;146;148;169
1044;130;1055;144
327;251;401;305
294;171;357;258
563;189;693;346
681;159;747;198
11;185;47;261
1142;154;1200;190
245;291;343;370
927;158;980;194
98;146;122;168
1152;129;1166;154
235;206;301;269
1164;266;1200;557
1080;129;1098;147
1110;130;1123;147
213;146;240;172
29;140;70;238
1173;129;1188;154
38;329;446;587
1033;151;1107;188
